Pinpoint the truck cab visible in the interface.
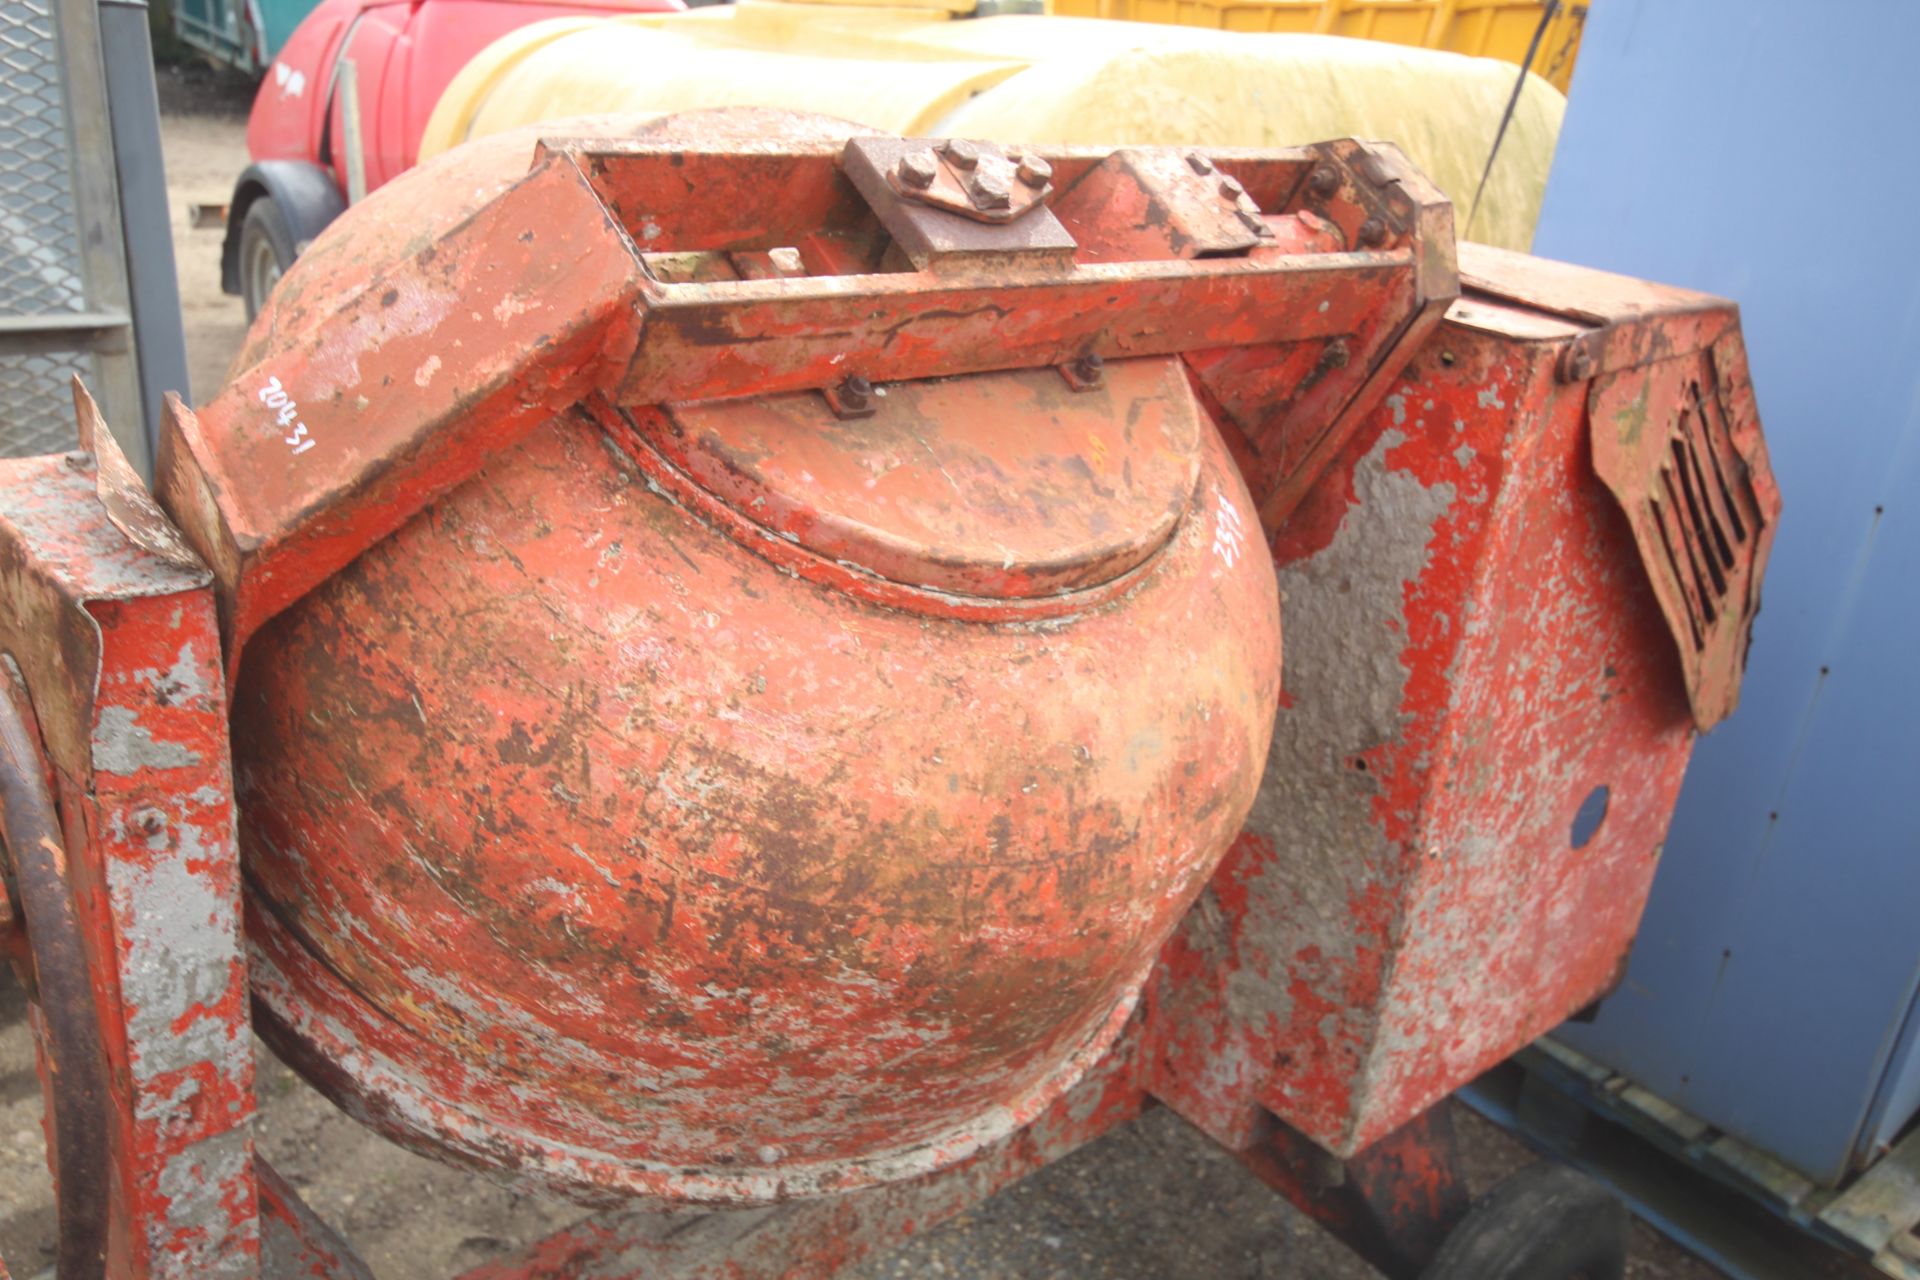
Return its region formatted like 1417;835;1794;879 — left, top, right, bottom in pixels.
222;0;683;317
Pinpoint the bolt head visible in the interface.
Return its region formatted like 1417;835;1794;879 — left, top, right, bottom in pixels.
1218;175;1245;200
897;151;938;190
970;168;1012;209
1072;353;1104;382
1308;166;1340;198
841;375;872;406
1358;217;1388;247
942;139;981;171
1187;152;1215;175
1016;154;1053;189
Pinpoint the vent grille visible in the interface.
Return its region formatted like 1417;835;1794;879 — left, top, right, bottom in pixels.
1646;381;1761;652
1588;335;1780;730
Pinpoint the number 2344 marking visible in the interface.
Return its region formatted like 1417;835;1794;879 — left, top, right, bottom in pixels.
258;376;316;455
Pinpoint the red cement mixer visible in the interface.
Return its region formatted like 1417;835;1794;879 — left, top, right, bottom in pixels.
0;111;1777;1278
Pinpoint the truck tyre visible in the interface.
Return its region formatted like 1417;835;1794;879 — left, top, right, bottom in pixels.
239;196;296;320
1419;1162;1629;1280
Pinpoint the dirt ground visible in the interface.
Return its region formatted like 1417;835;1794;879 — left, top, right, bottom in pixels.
0;85;1728;1280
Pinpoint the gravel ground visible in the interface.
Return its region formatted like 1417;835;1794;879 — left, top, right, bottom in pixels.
0;83;1727;1280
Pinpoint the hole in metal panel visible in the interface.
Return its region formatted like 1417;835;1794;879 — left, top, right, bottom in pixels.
1571;785;1610;850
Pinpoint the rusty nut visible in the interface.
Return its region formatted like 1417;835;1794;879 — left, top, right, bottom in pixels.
1560;342;1599;384
942;138;981;171
969;168;1012;210
896;151;938;190
1016;154;1053;189
1308;166;1340;198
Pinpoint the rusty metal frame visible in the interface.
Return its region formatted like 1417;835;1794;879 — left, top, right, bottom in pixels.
0;657;111;1280
0;403;257;1278
152;133;1454;670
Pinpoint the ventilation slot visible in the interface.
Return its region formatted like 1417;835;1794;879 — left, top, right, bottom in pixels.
1646;382;1756;653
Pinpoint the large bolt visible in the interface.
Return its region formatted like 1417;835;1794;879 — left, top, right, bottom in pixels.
1308;166;1340;198
1358;217;1389;248
1218;175;1246;200
839;374;872;411
1561;342;1598;383
970;168;1012;210
897;151;938;190
943;139;981;171
1016;154;1053;189
1072;353;1104;384
1187;153;1215;176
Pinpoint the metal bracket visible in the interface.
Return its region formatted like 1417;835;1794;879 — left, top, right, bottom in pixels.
839;135;1078;272
885;137;1054;224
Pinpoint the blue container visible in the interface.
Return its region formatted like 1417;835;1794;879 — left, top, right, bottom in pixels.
1540;0;1920;1186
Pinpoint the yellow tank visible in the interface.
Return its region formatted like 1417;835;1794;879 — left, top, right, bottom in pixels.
420;0;1564;250
1047;0;1588;94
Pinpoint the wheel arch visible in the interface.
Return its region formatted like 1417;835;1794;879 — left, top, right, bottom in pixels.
220;161;347;295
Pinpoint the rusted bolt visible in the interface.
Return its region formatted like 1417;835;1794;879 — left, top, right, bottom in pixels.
134;807;167;837
1218;175;1246;200
1015;155;1053;189
1236;209;1268;236
1356;152;1395;187
942;139;981;171
1358;217;1389;248
896;151;938;190
970;168;1012;210
1560;341;1598;383
825;372;878;419
1066;353;1105;389
1187;153;1215;176
1307;166;1340;198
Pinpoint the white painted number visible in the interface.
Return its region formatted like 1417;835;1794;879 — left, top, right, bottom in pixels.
1212;492;1245;568
258;375;316;455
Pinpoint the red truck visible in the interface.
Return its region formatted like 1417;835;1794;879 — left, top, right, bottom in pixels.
222;0;682;317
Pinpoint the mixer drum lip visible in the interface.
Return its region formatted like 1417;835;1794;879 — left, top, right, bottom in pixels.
248;893;1146;1206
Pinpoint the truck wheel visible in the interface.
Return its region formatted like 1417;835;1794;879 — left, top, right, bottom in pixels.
1419;1162;1629;1280
239;196;295;320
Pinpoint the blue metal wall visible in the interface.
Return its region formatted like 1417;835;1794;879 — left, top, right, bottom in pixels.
1539;0;1920;1185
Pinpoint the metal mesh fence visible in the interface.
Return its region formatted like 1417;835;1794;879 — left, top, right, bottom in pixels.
0;0;86;319
0;351;91;455
1;0;95;458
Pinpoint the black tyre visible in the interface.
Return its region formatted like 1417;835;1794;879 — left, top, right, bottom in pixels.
238;195;296;320
1419;1162;1629;1280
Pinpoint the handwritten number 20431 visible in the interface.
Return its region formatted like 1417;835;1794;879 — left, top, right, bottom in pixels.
258;376;316;455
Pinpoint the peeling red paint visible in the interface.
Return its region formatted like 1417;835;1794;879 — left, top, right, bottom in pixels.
0;445;257;1278
1146;252;1774;1162
0;117;1778;1280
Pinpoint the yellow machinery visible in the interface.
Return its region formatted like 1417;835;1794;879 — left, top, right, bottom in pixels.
420;0;1568;250
1050;0;1586;93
